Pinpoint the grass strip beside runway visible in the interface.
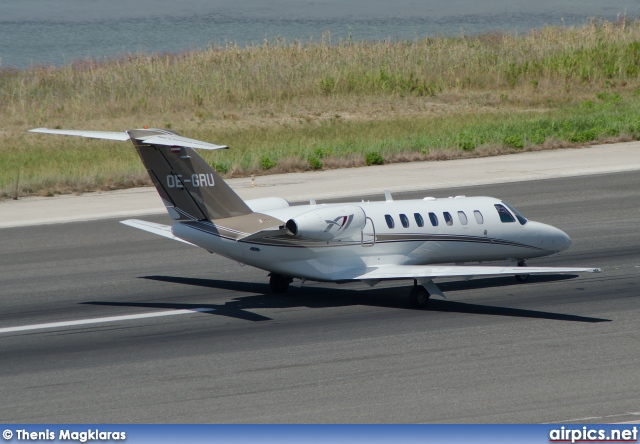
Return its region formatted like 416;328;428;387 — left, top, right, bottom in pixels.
2;20;640;197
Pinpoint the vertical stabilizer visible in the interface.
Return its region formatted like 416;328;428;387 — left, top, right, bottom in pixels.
29;127;253;222
127;129;252;221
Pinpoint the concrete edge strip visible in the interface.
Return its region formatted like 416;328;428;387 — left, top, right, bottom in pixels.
2;146;639;229
3;165;639;230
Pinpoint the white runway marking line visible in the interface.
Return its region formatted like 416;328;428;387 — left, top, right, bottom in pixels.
0;308;215;334
549;412;640;424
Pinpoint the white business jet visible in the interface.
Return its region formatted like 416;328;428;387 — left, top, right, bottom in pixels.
30;128;600;308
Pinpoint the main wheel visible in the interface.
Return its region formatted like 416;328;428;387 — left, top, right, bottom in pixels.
515;260;529;282
269;274;291;293
409;286;430;309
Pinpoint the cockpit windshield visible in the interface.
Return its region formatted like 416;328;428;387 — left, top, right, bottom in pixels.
501;201;528;225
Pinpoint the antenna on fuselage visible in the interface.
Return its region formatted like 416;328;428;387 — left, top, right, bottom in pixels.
384;190;393;202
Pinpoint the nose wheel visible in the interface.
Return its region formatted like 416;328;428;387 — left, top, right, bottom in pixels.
516;260;529;282
269;273;292;293
409;284;431;309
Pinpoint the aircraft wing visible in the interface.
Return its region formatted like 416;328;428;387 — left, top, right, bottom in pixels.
342;264;601;281
120;219;197;246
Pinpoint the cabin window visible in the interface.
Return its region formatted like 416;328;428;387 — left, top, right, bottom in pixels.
385;214;395;228
399;214;410;228
494;204;516;223
474;210;484;224
443;212;453;226
502;201;528;225
414;213;424;227
428;212;438;226
457;211;468;225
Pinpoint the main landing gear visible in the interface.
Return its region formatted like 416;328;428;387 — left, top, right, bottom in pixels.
409;280;431;309
515;259;530;282
269;273;292;293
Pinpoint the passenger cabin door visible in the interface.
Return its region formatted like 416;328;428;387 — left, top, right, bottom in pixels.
361;217;376;247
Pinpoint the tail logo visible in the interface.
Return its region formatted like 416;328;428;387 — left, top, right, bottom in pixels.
324;215;354;233
166;173;215;188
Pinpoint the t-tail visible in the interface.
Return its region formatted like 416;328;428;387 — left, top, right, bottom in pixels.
30;127;253;222
127;128;252;221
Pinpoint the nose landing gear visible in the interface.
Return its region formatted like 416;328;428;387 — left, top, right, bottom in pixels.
516;259;529;282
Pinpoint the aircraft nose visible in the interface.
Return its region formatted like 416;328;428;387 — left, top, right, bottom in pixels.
555;228;572;252
521;221;572;252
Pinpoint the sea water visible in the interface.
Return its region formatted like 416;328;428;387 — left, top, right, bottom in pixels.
0;0;638;68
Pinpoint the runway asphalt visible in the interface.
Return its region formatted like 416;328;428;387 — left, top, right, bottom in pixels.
0;171;638;423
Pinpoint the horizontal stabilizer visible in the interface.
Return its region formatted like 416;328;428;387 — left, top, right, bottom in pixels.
29;128;130;141
29;128;228;150
136;134;228;150
120;219;196;246
342;265;601;281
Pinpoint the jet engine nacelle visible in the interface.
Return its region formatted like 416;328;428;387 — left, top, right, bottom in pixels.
285;204;367;241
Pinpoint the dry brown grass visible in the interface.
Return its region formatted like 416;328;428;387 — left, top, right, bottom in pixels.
2;20;640;197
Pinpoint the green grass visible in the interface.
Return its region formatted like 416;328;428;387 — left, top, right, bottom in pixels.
8;91;639;197
2;20;640;197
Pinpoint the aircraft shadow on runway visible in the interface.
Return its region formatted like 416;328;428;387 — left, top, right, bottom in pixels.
81;274;610;324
